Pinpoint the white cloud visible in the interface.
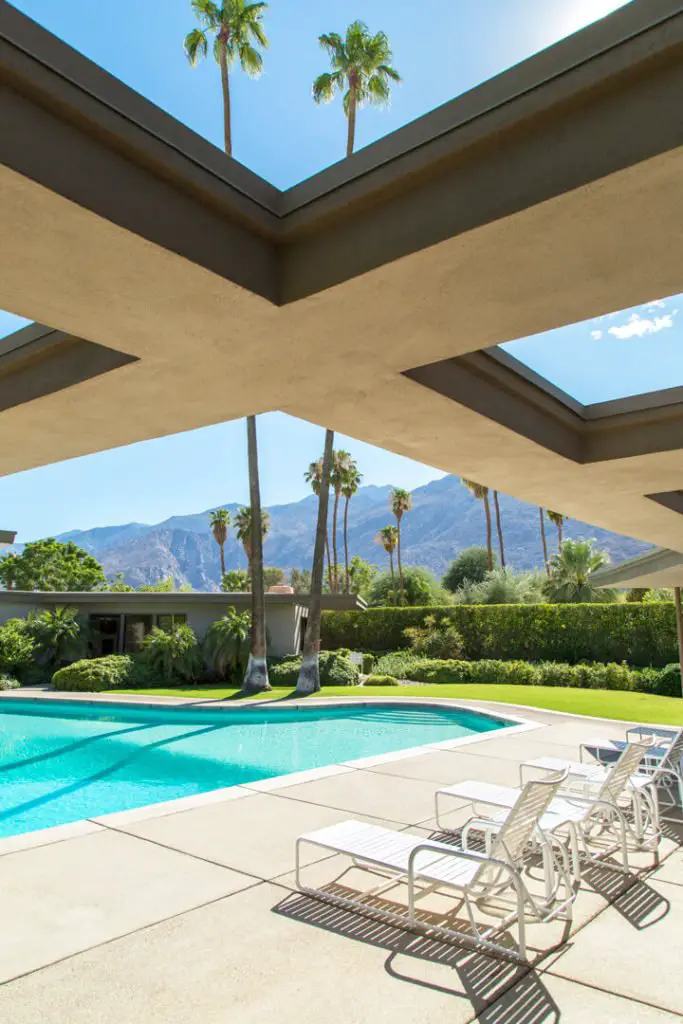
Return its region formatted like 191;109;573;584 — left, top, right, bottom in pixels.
607;311;677;340
590;330;602;340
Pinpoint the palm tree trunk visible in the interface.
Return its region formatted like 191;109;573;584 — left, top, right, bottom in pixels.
219;544;226;579
389;551;396;605
539;507;549;577
242;416;270;693
493;490;505;567
674;587;683;698
219;38;232;156
346;81;357;157
396;519;405;606
558;521;564;548
343;496;350;594
297;430;334;694
483;492;493;571
324;532;332;590
331;490;340;592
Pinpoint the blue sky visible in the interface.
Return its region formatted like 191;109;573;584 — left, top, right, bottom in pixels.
6;0;676;542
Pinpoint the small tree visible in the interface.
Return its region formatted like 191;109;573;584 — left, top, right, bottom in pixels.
289;568;312;593
263;566;286;589
139;624;203;684
389;487;412;606
442;547;495;593
462;481;493;571
368;566;450;607
203;607;251;679
26;607;86;673
347;555;377;599
546;510;567;552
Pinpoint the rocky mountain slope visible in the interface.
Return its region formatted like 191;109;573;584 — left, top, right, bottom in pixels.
53;476;649;591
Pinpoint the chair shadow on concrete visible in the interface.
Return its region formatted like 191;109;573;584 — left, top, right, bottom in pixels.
580;863;670;930
273;881;562;1023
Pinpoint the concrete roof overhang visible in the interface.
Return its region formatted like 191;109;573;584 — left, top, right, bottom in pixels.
1;0;683;551
592;548;683;589
0;591;365;610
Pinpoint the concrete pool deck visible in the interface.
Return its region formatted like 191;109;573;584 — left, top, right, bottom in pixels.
0;690;681;1022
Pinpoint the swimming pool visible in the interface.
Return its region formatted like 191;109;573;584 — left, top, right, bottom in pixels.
0;698;511;839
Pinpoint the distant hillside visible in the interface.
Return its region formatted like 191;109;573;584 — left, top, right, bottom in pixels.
37;475;649;591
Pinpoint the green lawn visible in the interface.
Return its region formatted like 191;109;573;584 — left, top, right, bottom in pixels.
114;683;683;725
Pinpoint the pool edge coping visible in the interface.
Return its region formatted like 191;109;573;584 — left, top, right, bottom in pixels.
0;692;539;856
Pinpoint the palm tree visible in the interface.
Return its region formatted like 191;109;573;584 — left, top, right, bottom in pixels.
329;450;352;592
341;460;362;593
462;479;493;571
203;606;251;679
545;539;616;603
539;507;550;577
547;510;567;552
184;0;268;157
389;487;412;606
208;508;231;578
242;417;270;693
304;457;333;589
233;505;270;574
493;490;505;567
313;21;401;158
296;429;334;694
376;525;399;604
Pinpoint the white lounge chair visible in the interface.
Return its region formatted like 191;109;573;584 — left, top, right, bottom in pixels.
296;772;574;962
435;740;653;881
581;725;683;818
519;749;660;855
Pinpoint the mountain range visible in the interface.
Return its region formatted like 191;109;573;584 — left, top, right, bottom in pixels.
40;475;649;591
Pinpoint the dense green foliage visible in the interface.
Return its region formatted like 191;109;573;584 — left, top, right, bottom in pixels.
53;655;134;692
321;602;678;666
203;608;251;679
544;539;616;603
442;547;495;592
222;569;251;592
0;539;107;592
370;653;681;696
138;624;203;683
368;566;451;607
26;607;87;673
268;650;360;687
454;567;545;605
0;673;20;690
0;618;35;677
364;674;400;686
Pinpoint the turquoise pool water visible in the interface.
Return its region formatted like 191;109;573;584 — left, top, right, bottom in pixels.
0;699;509;839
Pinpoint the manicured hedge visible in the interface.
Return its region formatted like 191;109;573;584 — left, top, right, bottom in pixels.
321;603;678;667
370;655;681;697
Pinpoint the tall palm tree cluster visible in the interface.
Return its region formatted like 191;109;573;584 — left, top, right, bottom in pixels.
304;450;362;593
375;488;413;605
461;480;569;576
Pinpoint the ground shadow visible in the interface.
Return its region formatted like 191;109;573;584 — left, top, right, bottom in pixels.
273;884;561;1021
581;863;671;929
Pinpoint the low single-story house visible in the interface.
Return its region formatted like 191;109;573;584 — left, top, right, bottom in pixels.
0;590;364;658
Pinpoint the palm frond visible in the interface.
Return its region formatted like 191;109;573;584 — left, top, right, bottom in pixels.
184;28;209;65
313;71;341;104
237;42;264;76
364;73;392;107
190;0;221;29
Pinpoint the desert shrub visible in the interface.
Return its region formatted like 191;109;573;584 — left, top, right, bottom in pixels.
442;547;494;592
364;674;401;686
53;655;133;692
368;567;451;607
0;618;35;678
373;651;421;680
0;673;20;690
404;615;465;660
321;603;678;667
138;625;203;684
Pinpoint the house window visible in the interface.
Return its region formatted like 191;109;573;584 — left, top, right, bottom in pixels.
156;614;187;633
90;615;121;656
123;614;154;653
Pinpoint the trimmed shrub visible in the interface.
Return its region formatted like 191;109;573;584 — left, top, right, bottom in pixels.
646;663;681;698
267;652;360;688
361;653;375;675
53;655;133;692
0;673;20;690
321;603;678;667
374;651;420;679
364;674;401;686
0;618;35;678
